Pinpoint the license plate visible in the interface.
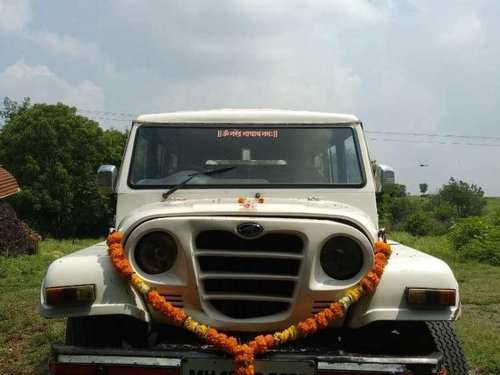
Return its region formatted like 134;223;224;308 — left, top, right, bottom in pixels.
182;358;315;375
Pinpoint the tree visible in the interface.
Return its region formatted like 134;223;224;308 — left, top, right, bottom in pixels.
419;183;428;195
0;102;127;238
438;178;486;217
0;96;31;124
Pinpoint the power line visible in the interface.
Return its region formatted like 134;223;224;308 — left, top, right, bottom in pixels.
366;130;500;140
75;108;500;143
82;115;132;122
77;109;137;117
369;138;500;147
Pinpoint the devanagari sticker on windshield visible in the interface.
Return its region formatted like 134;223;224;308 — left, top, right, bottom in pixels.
217;129;279;138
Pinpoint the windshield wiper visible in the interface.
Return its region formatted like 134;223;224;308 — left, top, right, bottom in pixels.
162;166;237;199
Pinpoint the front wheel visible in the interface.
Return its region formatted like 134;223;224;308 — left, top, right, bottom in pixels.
66;315;150;348
427;321;468;375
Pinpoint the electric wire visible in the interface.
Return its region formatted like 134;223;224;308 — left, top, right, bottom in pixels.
368;138;500;147
76;109;500;147
365;130;500;141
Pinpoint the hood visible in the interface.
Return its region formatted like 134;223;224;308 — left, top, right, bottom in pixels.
117;197;378;241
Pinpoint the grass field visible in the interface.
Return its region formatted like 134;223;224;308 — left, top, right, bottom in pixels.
0;239;99;375
0;216;499;374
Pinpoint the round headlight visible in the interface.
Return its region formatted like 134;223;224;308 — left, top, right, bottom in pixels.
134;232;177;274
320;236;363;280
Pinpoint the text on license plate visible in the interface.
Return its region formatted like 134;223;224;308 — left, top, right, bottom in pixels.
182;358;315;375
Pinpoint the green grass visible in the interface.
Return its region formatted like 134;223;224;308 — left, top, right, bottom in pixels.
484;197;500;218
0;239;100;375
390;231;500;374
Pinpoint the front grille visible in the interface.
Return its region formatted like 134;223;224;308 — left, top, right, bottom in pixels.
196;231;303;253
195;230;304;319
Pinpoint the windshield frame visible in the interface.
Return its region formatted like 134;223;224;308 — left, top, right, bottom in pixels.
127;122;367;190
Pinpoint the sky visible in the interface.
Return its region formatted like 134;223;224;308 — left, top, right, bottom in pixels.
0;0;499;196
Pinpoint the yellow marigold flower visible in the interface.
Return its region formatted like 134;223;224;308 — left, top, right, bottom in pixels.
184;317;197;332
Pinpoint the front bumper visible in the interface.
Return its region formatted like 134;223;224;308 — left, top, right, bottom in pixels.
48;343;447;375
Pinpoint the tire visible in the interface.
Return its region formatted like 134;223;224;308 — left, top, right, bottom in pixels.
427;321;469;375
66;315;149;348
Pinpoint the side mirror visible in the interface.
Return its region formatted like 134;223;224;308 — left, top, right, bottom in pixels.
97;165;118;195
374;164;395;193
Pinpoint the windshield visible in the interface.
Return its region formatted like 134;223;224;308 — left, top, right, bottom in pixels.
129;125;365;187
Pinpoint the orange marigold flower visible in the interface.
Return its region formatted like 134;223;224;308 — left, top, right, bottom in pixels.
375;252;387;262
107;231;123;246
146;290;164;309
258;197;265;204
373;264;384;277
238;197;245;204
234;344;254;363
169;307;187;326
329;303;344;318
366;272;379;285
108;243;124;256
115;259;133;277
361;278;375;294
235;364;254;375
314;310;331;328
375;241;392;255
250;335;274;353
298;318;318;335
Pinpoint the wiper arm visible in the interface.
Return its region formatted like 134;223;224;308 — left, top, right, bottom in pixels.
162;166;237;199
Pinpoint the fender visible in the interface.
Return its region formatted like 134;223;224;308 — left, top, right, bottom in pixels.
40;242;150;322
347;241;461;328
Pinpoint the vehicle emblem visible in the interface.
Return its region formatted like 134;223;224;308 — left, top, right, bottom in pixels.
237;222;263;238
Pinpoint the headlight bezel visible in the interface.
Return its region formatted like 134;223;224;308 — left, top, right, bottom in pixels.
319;234;367;281
133;231;178;275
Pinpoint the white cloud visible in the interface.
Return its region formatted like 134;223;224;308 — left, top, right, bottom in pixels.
152;61;361;113
310;0;391;23
0;0;32;34
365;72;446;132
30;29;102;62
0;60;104;110
65;80;105;110
439;14;484;48
0;0;105;63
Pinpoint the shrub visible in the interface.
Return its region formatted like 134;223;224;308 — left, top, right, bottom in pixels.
433;201;456;223
385;197;419;224
448;217;489;250
438;177;486;217
404;211;434;236
448;217;500;265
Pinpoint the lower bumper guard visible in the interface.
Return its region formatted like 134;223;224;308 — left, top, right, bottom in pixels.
49;343;447;375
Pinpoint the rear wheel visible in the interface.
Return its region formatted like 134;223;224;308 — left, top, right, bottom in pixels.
427;321;469;375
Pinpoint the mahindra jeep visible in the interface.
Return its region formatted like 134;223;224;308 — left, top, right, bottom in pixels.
41;109;467;375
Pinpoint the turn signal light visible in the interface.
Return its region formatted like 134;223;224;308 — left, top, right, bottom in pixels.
406;287;456;307
45;284;95;306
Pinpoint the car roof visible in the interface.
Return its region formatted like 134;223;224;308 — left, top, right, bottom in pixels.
135;109;360;124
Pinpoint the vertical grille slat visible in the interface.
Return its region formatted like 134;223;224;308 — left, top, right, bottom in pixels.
195;230;304;319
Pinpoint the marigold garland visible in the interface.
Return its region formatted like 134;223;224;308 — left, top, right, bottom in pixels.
107;231;391;375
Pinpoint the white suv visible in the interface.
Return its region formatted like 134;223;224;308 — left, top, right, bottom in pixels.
41;109;467;375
